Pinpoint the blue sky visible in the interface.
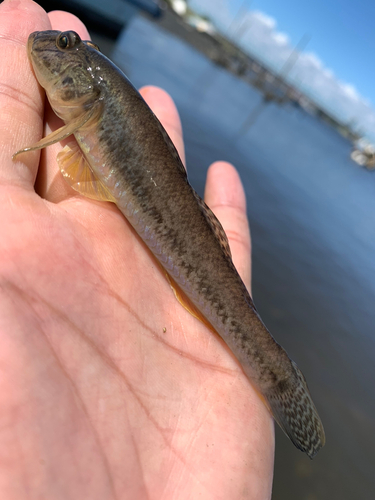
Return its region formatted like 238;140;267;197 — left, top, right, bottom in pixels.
189;0;375;141
245;0;375;104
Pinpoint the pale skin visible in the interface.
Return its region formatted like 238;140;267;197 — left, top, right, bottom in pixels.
0;0;274;498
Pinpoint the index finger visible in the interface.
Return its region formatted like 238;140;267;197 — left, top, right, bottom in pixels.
0;0;51;189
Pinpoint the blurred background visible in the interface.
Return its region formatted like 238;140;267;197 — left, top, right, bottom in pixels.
33;0;375;497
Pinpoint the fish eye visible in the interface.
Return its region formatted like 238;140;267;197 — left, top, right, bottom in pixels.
56;31;81;50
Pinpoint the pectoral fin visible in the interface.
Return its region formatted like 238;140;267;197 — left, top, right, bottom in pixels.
57;142;116;202
12;105;99;159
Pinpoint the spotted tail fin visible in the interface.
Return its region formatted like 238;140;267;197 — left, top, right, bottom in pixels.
266;361;325;458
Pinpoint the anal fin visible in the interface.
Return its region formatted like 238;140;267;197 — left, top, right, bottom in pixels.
57;142;116;202
165;271;216;333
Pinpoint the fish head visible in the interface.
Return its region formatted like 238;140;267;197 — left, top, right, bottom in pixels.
27;30;102;120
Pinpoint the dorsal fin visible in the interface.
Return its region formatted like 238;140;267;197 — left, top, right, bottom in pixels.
192;190;232;262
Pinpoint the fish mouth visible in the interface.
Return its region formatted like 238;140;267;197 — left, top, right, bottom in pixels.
26;30;61;57
26;30;67;89
27;31;38;57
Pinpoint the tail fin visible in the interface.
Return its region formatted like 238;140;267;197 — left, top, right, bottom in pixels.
266;361;325;458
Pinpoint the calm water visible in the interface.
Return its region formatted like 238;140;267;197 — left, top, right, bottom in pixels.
108;16;375;499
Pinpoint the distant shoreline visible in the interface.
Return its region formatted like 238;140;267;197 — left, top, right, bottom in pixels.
154;8;360;144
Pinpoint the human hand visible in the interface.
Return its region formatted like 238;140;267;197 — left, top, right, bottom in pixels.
0;1;274;498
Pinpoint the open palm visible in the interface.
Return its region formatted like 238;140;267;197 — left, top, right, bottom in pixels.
0;1;274;498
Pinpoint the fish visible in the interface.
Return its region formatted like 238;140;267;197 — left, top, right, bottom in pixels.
14;30;325;458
